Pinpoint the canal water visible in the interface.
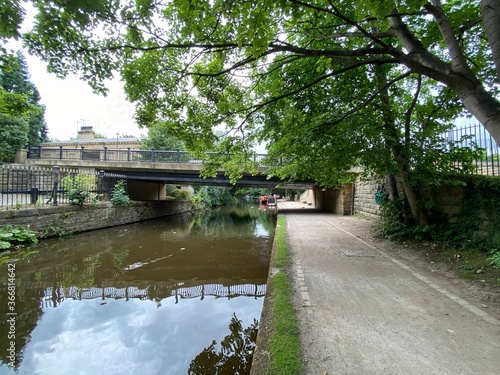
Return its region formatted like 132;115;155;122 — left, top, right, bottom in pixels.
0;204;276;375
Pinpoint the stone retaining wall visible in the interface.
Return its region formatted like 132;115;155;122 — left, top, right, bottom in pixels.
353;176;383;218
0;200;193;235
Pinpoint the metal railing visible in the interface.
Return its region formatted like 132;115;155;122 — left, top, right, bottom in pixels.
445;123;499;176
27;146;273;165
0;164;125;210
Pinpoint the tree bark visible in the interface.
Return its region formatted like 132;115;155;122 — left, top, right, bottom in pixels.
482;0;500;83
373;63;431;227
388;6;500;144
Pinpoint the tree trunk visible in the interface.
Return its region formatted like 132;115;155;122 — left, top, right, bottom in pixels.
374;62;431;227
482;0;500;83
388;6;500;144
393;153;430;228
452;82;500;145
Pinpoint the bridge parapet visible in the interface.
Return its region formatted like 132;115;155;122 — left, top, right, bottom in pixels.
24;145;276;167
17;146;314;189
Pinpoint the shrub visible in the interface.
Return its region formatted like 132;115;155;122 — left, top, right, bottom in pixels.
111;180;131;206
377;197;416;241
62;174;100;205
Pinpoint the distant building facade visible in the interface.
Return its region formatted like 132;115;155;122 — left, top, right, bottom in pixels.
15;126;143;163
41;126;142;150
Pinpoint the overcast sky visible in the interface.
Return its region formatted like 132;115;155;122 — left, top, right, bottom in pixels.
24;53;147;141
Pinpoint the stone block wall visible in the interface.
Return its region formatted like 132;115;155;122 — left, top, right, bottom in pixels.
0;200;192;235
425;185;465;223
353;176;383;219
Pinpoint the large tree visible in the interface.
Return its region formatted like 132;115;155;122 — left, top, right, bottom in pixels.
10;1;500;216
0;49;47;161
21;1;500;139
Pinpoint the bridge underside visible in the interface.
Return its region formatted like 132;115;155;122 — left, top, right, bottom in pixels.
104;170;316;190
25;159;316;189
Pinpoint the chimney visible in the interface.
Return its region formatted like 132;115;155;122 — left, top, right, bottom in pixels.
77;126;95;140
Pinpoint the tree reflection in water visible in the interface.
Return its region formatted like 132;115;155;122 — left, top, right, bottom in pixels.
188;313;259;375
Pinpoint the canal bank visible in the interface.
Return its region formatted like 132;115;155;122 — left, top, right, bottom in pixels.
251;201;500;375
0;200;193;234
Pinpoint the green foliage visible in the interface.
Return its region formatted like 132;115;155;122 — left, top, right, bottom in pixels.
110;180;130;206
489;250;500;268
379;177;500;251
0;50;47;161
188;193;205;211
167;186;191;200
194;186;238;207
16;0;499;184
0;225;38;250
378;197;418;241
140;124;186;151
39;224;71;239
61;173;100;205
0;0;25;39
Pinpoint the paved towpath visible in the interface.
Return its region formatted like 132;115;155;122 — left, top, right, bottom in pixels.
278;202;500;375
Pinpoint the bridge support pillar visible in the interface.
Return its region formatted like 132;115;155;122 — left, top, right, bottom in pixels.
313;184;353;215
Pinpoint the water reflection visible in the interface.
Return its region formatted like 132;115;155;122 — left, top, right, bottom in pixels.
188;313;258;375
0;204;275;375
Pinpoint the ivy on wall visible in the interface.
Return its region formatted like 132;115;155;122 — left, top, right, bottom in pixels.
378;176;500;257
458;177;500;249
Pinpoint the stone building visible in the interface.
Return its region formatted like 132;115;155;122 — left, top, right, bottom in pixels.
41;126;141;150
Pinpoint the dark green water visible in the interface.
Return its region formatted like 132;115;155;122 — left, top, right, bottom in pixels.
0;204;275;375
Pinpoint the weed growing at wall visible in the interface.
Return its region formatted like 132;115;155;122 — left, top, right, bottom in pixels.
62;174;101;205
39;223;72;239
111;180;131;206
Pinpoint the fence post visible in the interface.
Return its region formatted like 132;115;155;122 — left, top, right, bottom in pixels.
80;146;84;160
128;148;131;161
59;145;63;159
176;149;180;163
151;149;155;162
52;165;60;206
98;170;105;196
104;147;107;161
30;188;39;205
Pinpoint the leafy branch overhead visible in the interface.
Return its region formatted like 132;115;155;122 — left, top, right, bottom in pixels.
4;1;500;186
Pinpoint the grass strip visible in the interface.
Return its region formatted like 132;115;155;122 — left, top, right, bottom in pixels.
268;216;303;375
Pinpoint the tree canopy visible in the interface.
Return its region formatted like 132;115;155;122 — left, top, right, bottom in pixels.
0;49;48;161
5;1;499;191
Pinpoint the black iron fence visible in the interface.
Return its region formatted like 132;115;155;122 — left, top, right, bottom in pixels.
0;164;126;210
445;123;499;176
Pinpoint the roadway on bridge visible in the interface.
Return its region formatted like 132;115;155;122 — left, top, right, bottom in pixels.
276;202;500;374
